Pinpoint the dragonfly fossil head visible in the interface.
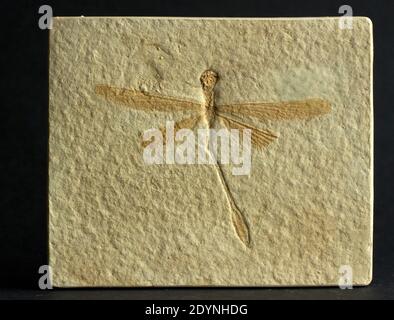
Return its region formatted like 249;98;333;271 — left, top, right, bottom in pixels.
200;69;219;91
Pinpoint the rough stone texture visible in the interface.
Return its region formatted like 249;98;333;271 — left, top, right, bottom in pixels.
49;17;373;286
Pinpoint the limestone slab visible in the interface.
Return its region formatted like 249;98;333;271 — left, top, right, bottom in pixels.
49;17;373;286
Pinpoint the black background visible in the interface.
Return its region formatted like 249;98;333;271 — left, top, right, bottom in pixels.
1;0;393;299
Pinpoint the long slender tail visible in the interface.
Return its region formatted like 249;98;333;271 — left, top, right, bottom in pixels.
212;157;251;247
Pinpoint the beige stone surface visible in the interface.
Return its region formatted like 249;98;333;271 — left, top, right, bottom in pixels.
49;17;373;286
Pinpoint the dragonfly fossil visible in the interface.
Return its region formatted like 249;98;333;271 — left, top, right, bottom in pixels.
95;70;331;248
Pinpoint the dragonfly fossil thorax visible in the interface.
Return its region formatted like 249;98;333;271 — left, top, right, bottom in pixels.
200;69;219;126
95;70;331;248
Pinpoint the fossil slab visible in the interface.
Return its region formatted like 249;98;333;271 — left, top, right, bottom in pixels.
49;17;373;286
